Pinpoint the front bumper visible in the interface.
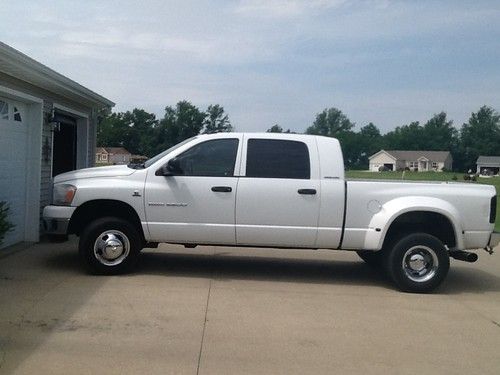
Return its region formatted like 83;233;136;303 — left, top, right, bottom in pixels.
42;206;77;235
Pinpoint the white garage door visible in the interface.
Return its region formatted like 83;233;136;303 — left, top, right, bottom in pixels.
0;97;28;247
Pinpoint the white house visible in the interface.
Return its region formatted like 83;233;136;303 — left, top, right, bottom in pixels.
476;156;500;176
368;150;453;172
0;42;114;248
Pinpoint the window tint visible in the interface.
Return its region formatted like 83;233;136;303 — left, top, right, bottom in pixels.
175;138;239;177
246;139;310;179
13;106;22;122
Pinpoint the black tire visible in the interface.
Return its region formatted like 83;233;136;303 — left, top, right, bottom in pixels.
356;250;383;267
385;233;449;293
79;217;142;275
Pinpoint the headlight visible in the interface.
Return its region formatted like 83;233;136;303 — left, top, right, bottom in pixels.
53;184;77;206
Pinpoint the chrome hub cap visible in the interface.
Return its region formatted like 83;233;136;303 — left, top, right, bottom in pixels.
93;230;130;266
402;246;439;283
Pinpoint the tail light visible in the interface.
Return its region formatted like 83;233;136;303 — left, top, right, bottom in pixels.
490;195;497;224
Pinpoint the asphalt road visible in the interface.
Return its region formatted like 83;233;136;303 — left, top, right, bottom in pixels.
0;239;499;374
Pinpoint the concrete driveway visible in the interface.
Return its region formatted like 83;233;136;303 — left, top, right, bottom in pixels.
0;239;499;375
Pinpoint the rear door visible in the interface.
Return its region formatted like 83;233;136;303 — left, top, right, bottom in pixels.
235;135;321;247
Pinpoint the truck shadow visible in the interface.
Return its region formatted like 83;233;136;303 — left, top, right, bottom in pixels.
138;250;389;287
131;250;500;294
42;248;500;294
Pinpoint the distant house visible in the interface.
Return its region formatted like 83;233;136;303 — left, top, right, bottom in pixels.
368;150;453;172
96;147;132;165
476;156;500;176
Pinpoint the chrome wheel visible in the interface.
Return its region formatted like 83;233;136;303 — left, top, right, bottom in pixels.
402;245;439;283
93;230;130;266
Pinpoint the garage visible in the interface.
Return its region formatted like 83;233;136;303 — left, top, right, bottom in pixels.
0;98;28;246
0;41;113;249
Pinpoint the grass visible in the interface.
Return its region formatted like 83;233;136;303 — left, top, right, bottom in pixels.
346;170;500;232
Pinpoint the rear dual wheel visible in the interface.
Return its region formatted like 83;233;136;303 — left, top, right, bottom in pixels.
358;233;450;293
386;233;449;293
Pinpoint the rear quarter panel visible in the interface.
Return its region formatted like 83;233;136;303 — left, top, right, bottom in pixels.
343;180;496;250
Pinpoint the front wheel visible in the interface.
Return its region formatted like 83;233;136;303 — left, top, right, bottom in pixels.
79;217;142;275
385;233;450;293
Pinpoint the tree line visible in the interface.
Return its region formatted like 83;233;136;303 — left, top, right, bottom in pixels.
98;102;500;172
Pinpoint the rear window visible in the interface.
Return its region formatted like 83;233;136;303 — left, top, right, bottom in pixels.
246;139;310;179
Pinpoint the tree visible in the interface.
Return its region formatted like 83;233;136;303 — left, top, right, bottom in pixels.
383;122;425;150
266;124;293;133
458;106;500;170
355;123;384;168
306;108;354;137
203;104;233;134
154;101;206;154
422;112;457;151
97;109;159;157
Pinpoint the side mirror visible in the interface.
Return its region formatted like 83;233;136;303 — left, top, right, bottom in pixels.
155;158;183;176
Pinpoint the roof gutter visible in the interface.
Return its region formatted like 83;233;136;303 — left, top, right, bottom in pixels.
0;42;114;108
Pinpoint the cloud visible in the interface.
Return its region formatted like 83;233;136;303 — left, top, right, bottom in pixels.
233;0;349;18
0;0;499;133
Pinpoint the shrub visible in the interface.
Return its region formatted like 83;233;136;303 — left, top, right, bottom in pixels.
0;201;14;245
452;175;458;181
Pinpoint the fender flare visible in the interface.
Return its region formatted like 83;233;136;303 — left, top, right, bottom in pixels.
363;196;464;250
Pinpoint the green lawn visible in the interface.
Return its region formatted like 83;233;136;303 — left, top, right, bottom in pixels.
345;170;500;232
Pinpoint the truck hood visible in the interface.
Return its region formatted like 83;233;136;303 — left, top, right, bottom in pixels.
54;165;136;183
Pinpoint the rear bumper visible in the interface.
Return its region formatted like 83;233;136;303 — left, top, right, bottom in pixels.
42;206;76;235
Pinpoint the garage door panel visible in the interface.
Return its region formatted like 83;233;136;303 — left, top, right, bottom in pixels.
0;97;28;247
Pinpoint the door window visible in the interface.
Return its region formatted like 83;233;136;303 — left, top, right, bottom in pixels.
175;138;239;177
246;139;310;179
0;100;8;120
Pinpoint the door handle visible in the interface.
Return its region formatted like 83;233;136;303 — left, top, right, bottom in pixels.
298;189;316;195
211;186;232;193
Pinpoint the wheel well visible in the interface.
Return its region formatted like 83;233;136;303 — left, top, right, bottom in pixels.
68;200;145;241
382;211;456;249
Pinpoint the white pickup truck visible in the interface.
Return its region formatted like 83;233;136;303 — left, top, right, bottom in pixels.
43;133;498;292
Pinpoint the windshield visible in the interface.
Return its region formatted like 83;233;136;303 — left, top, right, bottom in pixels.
142;136;197;168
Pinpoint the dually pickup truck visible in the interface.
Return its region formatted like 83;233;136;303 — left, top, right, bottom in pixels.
43;133;499;292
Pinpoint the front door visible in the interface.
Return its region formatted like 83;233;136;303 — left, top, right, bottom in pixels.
52;113;77;177
236;137;321;248
145;136;242;244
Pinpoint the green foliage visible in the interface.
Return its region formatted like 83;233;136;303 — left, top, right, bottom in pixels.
0;201;14;245
154;101;206;154
266;124;292;133
98;101;499;174
97;109;159;157
98;101;232;157
457;106;500;171
383;122;425;150
203;105;233;134
306;108;354;137
422;112;457;151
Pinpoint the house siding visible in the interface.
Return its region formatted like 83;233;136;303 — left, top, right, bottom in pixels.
40;99;53;213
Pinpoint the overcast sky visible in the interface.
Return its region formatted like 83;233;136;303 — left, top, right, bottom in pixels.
2;0;499;133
